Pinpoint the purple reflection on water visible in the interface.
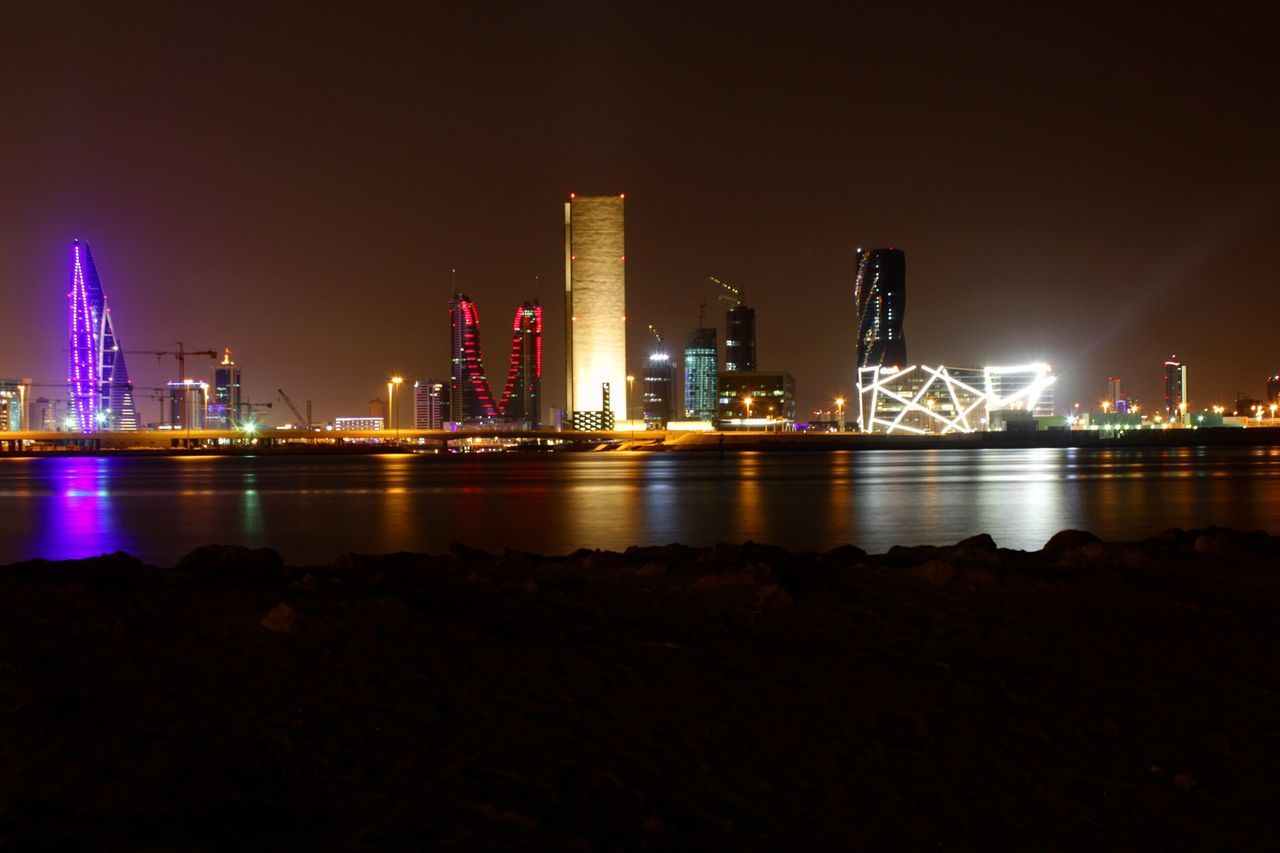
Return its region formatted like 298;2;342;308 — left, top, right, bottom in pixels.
35;457;134;560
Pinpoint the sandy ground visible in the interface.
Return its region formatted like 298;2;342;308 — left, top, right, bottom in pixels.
3;528;1279;848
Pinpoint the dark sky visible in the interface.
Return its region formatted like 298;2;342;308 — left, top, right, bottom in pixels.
2;2;1277;421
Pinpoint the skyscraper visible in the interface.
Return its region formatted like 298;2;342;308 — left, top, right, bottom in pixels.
498;301;542;427
211;349;241;428
853;247;907;370
67;240;137;432
724;303;757;372
1267;375;1279;404
450;293;499;422
642;352;676;427
414;379;450;429
684;327;718;421
1164;357;1188;417
565;194;626;424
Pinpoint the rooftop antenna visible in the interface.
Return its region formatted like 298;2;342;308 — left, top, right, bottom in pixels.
451;268;457;293
698;299;707;328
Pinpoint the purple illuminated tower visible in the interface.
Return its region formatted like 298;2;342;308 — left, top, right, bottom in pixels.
66;241;137;432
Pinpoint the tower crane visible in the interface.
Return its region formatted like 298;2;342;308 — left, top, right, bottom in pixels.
277;388;310;430
647;324;664;344
708;275;743;306
119;343;219;434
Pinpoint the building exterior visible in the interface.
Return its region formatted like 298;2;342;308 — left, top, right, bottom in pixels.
569;383;614;431
1163;357;1188;417
716;371;796;428
0;379;30;431
414;379;450;429
853;247;907;370
67;240;137;432
1106;376;1124;411
368;397;389;425
209;349;241;428
166;380;209;430
564;194;626;425
857;363;1056;434
334;417;382;430
498;301;542;428
642;352;676;427
1267;375;1279;403
32;397;57;431
724;303;757;372
449;293;500;422
684;326;718;421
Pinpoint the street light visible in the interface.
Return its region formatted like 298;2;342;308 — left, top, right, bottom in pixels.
626;374;635;435
743;394;753;429
835;397;845;432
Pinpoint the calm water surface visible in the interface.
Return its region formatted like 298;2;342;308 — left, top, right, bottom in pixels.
3;447;1280;565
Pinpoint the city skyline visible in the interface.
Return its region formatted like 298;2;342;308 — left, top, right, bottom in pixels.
1;5;1277;419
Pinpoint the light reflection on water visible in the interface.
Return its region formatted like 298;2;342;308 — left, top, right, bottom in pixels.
1;447;1279;565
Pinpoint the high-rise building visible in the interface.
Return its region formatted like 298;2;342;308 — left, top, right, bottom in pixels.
853;247;907;370
565;194;626;424
716;371;796;427
0;379;29;431
209;349;241;428
368;397;389;424
67;240;137;432
642;352;676;427
414;379;450;429
1164;357;1188;417
1106;376;1123;410
724;303;757;372
498;301;542;427
167;380;209;430
450;293;500;422
684;327;718;421
1267;375;1280;403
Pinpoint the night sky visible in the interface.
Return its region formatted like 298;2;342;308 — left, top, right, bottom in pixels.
2;2;1277;421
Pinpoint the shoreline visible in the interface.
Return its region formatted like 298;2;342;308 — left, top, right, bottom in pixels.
4;527;1279;845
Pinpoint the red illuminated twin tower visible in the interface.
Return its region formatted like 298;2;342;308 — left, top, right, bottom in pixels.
449;293;542;427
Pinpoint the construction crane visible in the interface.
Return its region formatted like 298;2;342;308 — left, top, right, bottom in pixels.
708;275;743;306
121;343;219;383
277;388;310;430
647;324;664;344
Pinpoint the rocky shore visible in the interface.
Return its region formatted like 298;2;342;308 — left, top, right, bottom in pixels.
3;528;1279;847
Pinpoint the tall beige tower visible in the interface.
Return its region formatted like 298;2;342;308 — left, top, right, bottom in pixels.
564;193;626;423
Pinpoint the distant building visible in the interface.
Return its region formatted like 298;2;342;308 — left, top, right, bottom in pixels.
334;417;382;430
858;363;1056;434
498;301;542;428
0;379;30;431
210;349;241;428
853;247;907;370
684;327;717;421
565;194;627;425
167;380;209;430
716;371;796;428
32;397;57;431
570;383;615;431
724;303;757;372
368;397;388;425
1267;375;1280;403
642;352;676;427
1163;357;1188;417
449;293;500;421
66;240;137;432
414;379;450;429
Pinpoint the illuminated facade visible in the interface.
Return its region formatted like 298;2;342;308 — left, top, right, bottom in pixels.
498;301;542;427
1164;358;1188;417
716;371;796;428
334;417;382;430
210;349;241;428
450;293;543;425
853;248;907;370
67;240;137;432
0;379;29;431
414;379;449;429
858;363;1056;434
565;194;626;423
724;304;757;372
684;326;717;421
450;293;500;421
642;352;676;427
166;380;209;430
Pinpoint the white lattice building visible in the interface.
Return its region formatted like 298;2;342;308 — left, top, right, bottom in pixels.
858;363;1056;434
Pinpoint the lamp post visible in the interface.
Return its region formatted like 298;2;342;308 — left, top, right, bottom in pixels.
835;397;845;432
626;374;635;437
743;394;753;431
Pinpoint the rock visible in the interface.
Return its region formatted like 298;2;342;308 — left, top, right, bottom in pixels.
1174;772;1196;791
520;579;539;594
956;533;997;551
1194;529;1251;556
1042;530;1102;555
636;561;668;577
910;559;957;586
959;567;999;586
177;544;283;579
755;583;795;609
260;602;302;635
449;543;496;563
826;544;868;563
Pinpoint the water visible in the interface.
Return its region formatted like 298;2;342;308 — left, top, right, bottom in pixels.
2;447;1279;565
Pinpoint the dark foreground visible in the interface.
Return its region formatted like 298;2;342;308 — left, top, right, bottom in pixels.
3;530;1279;847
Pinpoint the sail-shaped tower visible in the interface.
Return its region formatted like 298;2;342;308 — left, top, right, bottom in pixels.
67;241;137;432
